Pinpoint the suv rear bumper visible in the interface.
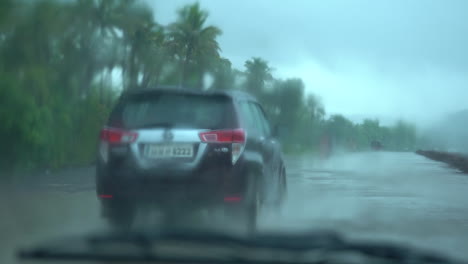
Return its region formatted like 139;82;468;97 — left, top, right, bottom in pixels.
96;163;247;206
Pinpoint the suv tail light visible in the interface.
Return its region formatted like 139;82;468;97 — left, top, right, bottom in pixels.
199;129;246;165
199;129;245;143
100;128;138;144
99;127;138;163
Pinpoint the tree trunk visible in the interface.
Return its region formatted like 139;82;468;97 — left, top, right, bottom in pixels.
83;62;95;97
180;44;193;88
154;67;162;87
140;69;152;90
128;45;137;90
196;65;204;90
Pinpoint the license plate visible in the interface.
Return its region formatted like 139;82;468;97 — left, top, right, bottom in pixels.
144;144;193;159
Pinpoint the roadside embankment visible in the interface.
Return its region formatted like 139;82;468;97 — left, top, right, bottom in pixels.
416;150;468;173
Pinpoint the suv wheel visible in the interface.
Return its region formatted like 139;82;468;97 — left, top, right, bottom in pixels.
225;170;261;234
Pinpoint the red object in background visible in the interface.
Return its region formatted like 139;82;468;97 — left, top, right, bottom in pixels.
224;196;242;202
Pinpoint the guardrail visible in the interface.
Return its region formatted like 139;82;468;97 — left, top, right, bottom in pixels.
416;150;468;173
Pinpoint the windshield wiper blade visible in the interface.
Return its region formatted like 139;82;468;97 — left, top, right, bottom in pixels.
18;230;345;263
86;229;344;250
18;229;466;264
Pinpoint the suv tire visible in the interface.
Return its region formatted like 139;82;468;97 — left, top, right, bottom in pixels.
224;170;261;234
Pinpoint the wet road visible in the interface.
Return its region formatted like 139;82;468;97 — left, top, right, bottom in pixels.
3;151;468;263
266;152;468;260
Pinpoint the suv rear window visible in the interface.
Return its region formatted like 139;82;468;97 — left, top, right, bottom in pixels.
109;93;236;130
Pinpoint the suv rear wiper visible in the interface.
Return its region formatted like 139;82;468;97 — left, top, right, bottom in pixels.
18;229;465;264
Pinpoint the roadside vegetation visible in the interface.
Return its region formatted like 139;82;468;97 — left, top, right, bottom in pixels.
0;0;418;173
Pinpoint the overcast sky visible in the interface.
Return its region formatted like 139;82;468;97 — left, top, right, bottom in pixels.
146;0;468;126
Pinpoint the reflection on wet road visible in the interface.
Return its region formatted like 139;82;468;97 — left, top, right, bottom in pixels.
263;152;468;260
3;152;468;263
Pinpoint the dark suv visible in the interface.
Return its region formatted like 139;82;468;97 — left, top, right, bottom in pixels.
96;88;287;230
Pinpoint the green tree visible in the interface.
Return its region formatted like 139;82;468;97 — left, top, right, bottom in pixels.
0;0;424;175
391;120;417;151
305;94;325;122
244;57;272;98
269;78;305;149
0;0;129;171
360;119;381;145
115;2;155;90
168;3;222;89
293;94;325;151
210;57;236;90
326;115;355;149
0;0;14;37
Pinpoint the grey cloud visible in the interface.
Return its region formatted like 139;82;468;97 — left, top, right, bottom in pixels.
147;0;468;124
152;0;468;70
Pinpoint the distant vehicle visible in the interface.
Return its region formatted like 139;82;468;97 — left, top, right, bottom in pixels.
95;88;287;231
371;140;383;151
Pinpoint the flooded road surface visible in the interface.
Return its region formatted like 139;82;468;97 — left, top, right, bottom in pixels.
3;152;468;263
263;151;468;260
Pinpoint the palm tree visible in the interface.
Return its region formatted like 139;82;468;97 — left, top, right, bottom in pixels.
138;24;170;89
112;1;154;90
168;3;222;89
244;57;273;96
0;0;13;33
210;57;235;90
69;0;125;97
72;0;160;92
